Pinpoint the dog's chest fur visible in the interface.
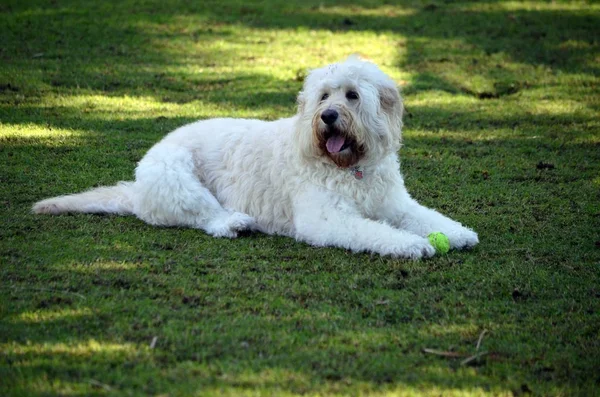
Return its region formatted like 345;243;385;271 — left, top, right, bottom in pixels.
180;117;401;237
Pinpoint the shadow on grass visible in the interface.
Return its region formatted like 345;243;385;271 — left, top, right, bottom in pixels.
1;0;598;108
3;230;598;395
0;258;543;395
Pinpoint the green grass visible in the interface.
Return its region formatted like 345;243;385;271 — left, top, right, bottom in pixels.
1;0;599;395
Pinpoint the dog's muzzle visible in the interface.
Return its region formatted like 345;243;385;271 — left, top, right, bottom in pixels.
312;106;364;168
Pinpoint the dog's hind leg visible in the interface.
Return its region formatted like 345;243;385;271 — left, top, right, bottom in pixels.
133;144;255;238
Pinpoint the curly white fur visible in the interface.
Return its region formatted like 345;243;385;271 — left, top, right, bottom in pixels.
33;56;479;259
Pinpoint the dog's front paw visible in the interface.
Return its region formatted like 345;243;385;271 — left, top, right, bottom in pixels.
447;227;479;250
385;236;435;260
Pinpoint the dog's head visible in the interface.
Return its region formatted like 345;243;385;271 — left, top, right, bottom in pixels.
295;56;403;168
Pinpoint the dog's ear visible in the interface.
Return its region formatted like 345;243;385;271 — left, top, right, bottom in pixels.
378;84;403;145
379;85;401;115
297;91;306;113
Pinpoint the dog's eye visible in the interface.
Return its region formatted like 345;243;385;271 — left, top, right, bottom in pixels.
346;91;359;100
321;93;329;101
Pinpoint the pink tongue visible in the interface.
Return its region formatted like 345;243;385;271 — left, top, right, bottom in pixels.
326;135;346;153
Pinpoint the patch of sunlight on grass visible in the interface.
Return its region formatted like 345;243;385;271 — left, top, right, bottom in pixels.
421;323;481;339
408;91;595;119
559;40;597;51
389;375;511;397
527;99;592;116
197;382;512;397
407;92;480;107
3;340;144;357
219;368;508;397
39;92;225;119
236;368;312;388
406;128;512;144
0;123;84;140
132;18;404;78
458;1;600;12
65;258;145;273
195;387;301;397
20;380;92;397
49;94;177;115
24;91;281;123
14;307;93;324
395;384;510;397
308;4;416;18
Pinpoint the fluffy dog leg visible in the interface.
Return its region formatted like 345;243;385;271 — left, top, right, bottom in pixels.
398;201;478;249
378;188;479;249
293;188;435;259
133;144;255;238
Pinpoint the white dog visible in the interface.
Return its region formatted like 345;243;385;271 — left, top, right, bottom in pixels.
33;57;478;259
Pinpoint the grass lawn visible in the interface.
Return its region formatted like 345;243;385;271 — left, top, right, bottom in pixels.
1;0;599;395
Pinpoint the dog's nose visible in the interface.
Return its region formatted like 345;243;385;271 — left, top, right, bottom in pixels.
321;109;339;125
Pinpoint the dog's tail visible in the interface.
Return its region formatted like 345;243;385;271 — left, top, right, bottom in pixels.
32;182;135;215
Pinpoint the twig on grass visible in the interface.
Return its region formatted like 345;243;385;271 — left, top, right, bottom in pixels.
459;329;490;366
422;348;467;358
476;329;487;351
88;379;113;391
150;336;158;349
423;329;491;366
461;351;489;366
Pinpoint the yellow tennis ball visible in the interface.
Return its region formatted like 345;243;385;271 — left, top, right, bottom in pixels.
428;232;450;254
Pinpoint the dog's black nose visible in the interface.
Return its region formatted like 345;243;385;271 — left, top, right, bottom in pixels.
321;109;339;125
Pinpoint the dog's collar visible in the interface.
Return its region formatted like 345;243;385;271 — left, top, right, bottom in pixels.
350;166;363;180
